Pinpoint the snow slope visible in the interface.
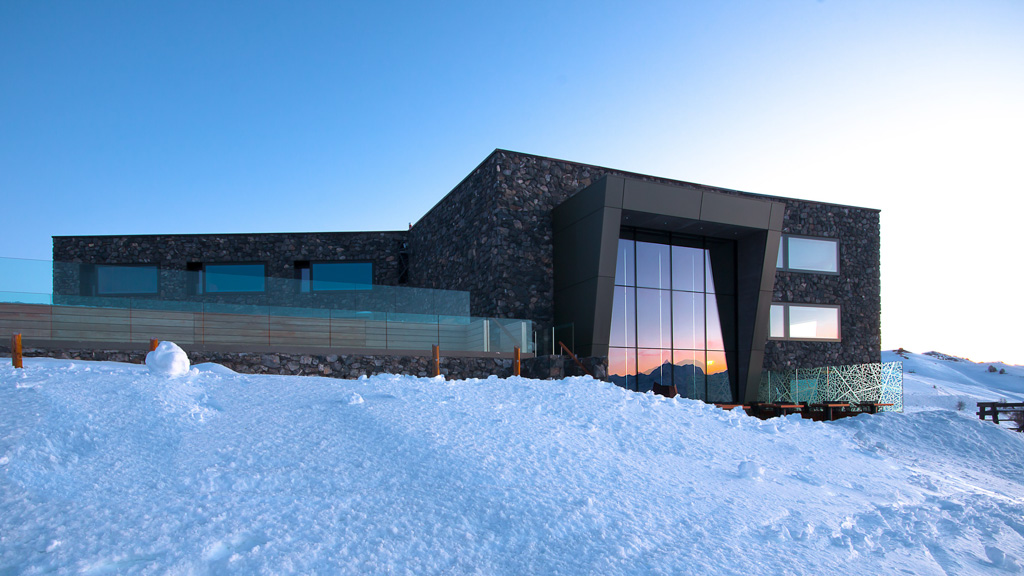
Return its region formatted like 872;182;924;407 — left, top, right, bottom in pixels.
2;357;1024;575
886;350;1024;413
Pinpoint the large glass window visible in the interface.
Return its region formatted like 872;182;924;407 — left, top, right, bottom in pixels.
769;303;841;341
204;264;266;293
608;230;736;401
95;265;158;295
777;235;839;274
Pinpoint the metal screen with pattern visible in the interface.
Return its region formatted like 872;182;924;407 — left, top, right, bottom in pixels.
757;361;903;412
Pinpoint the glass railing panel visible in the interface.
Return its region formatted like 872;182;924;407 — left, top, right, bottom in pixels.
0;257;532;355
758;362;903;412
0;291;52;305
0;257;54;300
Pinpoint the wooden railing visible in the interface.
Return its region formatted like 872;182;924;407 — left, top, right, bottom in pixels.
977;402;1024;428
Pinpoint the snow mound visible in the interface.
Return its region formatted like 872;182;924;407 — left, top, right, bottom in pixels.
145;341;190;377
2;357;1023;574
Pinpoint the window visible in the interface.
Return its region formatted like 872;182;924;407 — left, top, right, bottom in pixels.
777;235;839;274
295;261;372;291
769;303;840;341
202;263;266;293
94;265;159;295
608;230;737;402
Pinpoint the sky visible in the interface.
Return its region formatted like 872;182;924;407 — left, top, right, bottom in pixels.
1;0;1022;364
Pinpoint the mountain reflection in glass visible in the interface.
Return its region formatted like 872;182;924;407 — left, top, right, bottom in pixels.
608;233;734;401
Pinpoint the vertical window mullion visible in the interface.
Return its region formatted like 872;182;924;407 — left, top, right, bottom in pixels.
631;230;639;392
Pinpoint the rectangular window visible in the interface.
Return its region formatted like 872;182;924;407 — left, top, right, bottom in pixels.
95;265;158;295
768;303;841;341
204;264;266;293
777;235;839;274
309;262;372;291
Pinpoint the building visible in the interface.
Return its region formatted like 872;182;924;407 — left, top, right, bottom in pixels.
52;149;881;402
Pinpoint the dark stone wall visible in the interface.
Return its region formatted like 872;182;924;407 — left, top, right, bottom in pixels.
763;201;882;369
52;231;409;307
408;150;881;370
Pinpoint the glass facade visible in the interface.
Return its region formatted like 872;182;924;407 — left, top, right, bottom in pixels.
609;230;736;401
311;262;373;291
96;265;158;295
204;264;266;293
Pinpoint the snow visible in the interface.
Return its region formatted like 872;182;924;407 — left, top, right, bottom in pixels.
2;352;1024;574
888;350;1024;413
144;341;191;377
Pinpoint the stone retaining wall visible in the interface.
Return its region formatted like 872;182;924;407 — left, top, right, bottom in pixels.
1;344;607;382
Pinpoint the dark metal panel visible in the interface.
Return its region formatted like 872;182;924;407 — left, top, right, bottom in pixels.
622;179;702;219
552;181;623;358
741;288;776;402
552;176;624;233
762;230;782;292
553;275;616;358
553;279;599;357
589;275;616;356
700;193;774;229
596;210;623;280
769;201;786;231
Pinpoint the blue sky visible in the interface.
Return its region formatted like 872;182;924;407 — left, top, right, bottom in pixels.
2;1;1022;363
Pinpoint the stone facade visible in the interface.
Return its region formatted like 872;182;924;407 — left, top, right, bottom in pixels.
408;150;881;368
52;231;413;308
50;149;882;373
764;200;881;370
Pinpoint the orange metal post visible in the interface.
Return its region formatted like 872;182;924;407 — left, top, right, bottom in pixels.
149;339;159;352
514;345;521;376
11;333;23;369
432;344;441;378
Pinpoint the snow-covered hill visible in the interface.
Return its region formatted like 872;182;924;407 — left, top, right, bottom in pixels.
886;350;1024;413
2;355;1023;575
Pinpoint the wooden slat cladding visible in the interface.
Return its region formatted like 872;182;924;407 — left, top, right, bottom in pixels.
0;303;523;352
0;303;52;338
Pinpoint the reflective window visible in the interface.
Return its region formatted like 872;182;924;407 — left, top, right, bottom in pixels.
778;236;839;274
672;291;704;350
608;346;637;390
609;285;635;347
311;262;372;291
769;304;785;338
769;303;840;341
705;251;717;294
673;349;706;399
706;294;725;351
96;265;158;295
789;306;840;339
637;348;672;393
671;245;703;292
609;230;736;401
614;239;635;286
636;288;671;349
204;264;266;293
636;241;670;289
